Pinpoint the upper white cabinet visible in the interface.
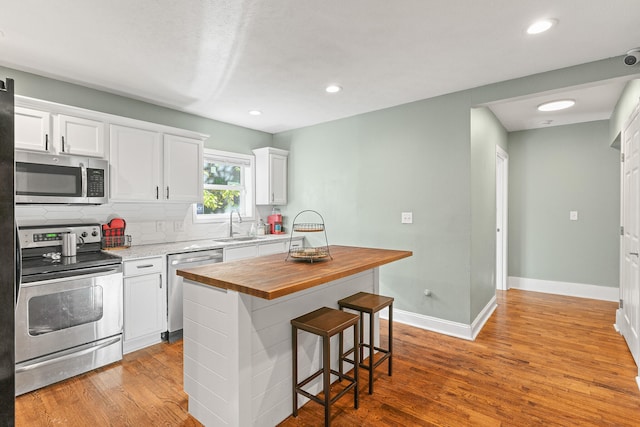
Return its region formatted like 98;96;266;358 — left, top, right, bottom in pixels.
15;107;51;152
253;147;288;205
109;125;203;203
109;124;162;201
57;114;105;157
163;134;203;202
15;106;105;157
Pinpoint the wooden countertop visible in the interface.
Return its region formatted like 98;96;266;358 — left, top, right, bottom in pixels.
176;245;412;300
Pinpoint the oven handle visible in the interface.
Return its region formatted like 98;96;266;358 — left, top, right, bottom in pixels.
15;336;121;373
21;265;123;286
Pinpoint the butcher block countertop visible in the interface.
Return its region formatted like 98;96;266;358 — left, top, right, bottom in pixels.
176;245;412;300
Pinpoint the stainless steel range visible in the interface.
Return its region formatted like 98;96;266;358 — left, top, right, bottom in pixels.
15;224;123;396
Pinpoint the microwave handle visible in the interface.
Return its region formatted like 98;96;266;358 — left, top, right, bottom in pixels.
80;162;87;197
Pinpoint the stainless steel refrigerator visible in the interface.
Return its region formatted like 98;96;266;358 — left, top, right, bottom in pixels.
0;78;16;425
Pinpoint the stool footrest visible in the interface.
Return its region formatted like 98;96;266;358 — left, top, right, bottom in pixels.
295;369;357;406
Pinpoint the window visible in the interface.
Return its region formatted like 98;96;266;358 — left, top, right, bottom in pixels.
194;149;254;222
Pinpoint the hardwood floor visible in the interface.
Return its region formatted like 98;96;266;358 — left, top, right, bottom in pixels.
15;290;640;426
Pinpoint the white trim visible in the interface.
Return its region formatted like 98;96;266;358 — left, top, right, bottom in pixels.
508;276;619;302
496;146;509;291
380;295;497;341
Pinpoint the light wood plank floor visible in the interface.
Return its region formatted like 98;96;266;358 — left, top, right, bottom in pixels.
15;290;640;426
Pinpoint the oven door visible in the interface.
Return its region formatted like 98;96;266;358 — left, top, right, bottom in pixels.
15;265;123;364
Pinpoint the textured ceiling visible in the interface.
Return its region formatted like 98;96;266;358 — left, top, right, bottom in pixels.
1;0;640;133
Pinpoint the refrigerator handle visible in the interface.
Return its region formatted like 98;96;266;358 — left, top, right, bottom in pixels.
15;222;21;305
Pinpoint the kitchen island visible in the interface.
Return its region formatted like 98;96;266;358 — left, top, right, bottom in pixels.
177;245;411;427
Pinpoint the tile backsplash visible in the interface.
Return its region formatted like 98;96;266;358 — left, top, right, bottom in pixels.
16;202;256;246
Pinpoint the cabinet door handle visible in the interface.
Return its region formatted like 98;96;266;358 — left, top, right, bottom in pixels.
630;252;639;257
61;136;65;152
166;186;169;199
45;134;49;151
159;274;163;289
156;186;159;200
271;192;274;202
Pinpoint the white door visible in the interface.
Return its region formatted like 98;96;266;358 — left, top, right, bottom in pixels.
496;146;508;291
620;100;640;367
57;114;105;157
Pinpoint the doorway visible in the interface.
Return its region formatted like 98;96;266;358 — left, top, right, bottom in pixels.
496;146;508;291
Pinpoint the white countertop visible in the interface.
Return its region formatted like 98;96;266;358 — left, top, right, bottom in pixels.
104;234;296;260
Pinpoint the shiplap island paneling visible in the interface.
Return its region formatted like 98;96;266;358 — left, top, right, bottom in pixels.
177;246;412;426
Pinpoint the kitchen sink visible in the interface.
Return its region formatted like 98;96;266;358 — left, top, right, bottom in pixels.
213;236;266;243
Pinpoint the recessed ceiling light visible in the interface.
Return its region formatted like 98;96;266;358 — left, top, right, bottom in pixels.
325;85;342;93
248;110;262;116
527;18;557;35
537;99;575;112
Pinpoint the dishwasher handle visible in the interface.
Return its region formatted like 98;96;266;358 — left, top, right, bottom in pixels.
171;254;222;266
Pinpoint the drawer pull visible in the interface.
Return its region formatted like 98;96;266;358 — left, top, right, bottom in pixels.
136;264;154;269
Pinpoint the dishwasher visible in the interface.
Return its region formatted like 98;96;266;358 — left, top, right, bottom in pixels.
165;248;223;342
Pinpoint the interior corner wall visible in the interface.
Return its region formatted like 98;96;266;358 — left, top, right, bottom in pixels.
508;121;619;288
610;79;640;143
273;91;474;324
470;107;508;320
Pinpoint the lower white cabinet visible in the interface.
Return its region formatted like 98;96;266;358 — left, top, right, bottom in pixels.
123;257;166;354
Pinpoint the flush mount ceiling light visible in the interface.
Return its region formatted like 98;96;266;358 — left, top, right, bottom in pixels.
325;85;342;93
248;110;262;116
527;18;557;35
537;99;575;112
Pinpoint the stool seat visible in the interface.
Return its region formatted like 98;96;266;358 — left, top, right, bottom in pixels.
338;292;394;395
291;307;360;426
292;307;360;338
338;292;394;314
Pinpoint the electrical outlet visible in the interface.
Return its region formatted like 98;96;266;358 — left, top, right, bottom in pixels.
156;221;165;232
401;212;413;224
570;211;578;221
174;221;184;232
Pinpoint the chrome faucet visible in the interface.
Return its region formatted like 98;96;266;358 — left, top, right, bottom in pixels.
229;209;242;237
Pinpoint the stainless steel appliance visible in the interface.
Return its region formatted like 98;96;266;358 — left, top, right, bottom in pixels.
166;249;223;342
15;150;108;204
0;77;16;421
15;224;123;395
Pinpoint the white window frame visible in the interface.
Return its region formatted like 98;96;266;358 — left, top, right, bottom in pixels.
193;149;255;223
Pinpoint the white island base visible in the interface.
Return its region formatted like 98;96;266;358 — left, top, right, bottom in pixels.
182;269;380;426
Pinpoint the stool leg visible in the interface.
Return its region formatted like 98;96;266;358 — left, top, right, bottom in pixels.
359;312;364;369
388;303;393;376
353;321;359;409
323;335;331;427
369;311;374;394
292;326;298;417
338;330;344;381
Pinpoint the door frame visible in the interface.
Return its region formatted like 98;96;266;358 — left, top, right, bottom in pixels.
496;146;509;291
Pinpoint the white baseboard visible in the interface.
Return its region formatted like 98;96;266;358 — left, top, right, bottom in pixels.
380;296;497;341
508;276;619;302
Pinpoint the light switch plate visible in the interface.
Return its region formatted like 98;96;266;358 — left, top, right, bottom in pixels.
570;211;578;221
401;212;413;224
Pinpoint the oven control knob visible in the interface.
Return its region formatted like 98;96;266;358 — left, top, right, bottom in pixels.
91;231;98;237
81;232;88;238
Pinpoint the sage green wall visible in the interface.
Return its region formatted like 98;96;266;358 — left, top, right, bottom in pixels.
470;108;508;320
274;91;474;324
508;121;620;287
610;79;640;143
0;66;272;152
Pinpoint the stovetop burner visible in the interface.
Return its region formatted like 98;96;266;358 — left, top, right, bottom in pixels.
19;223;123;283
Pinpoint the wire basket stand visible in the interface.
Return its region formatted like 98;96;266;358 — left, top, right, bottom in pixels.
286;210;332;262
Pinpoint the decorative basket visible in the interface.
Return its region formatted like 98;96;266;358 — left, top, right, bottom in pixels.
102;235;132;249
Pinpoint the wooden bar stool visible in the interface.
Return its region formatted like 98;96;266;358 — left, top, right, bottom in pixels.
291;307;360;427
338;292;394;394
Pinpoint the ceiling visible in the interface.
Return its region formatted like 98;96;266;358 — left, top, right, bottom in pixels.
1;0;640;134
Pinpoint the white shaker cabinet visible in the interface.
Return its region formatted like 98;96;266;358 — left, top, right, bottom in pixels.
14;107;105;157
109;125;203;203
110;124;163;201
163;134;203;202
15;107;51;152
123;257;166;354
253;147;288;205
57;114;105;157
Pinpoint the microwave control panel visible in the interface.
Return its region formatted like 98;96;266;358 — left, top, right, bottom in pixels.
87;168;105;197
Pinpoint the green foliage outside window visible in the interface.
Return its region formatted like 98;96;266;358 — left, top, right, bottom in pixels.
202;162;242;214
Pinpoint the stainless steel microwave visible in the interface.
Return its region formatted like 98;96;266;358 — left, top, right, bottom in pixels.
15;151;108;204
